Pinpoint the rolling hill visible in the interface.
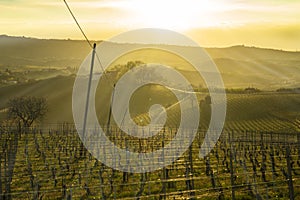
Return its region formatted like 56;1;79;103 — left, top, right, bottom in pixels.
1;35;300;89
0;35;300;130
0;75;299;132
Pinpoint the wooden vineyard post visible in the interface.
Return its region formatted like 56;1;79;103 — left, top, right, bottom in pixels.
161;127;166;200
67;188;72;200
136;140;146;199
123;138;129;183
260;132;268;198
229;131;236;200
0;155;2;200
136;173;146;199
260;132;267;183
270;145;277;191
188;143;195;198
297;133;300;160
99;164;106;200
184;141;195;199
286;146;294;200
4;131;19;200
242;146;253;197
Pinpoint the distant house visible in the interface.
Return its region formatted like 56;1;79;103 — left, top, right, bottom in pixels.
7;80;18;84
244;87;260;93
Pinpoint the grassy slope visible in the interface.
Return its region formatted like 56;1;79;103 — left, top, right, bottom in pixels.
0;35;299;130
0;76;299;132
0;35;91;68
1;35;300;89
0;76;75;124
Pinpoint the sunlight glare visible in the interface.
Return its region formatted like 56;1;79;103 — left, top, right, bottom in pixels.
122;0;224;30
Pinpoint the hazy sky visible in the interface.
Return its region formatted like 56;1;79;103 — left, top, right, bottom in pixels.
1;0;300;50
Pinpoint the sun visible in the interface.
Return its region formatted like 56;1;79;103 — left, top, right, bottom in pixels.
122;0;222;30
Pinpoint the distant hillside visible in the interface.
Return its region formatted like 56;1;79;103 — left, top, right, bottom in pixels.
0;75;299;132
0;76;75;124
0;35;300;89
0;35;92;68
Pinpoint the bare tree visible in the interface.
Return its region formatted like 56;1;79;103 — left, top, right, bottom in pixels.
7;96;47;128
2;96;46;199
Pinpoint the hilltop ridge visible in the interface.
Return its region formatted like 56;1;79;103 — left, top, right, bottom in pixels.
0;35;300;89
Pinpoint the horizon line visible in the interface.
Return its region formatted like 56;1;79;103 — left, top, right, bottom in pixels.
1;34;299;53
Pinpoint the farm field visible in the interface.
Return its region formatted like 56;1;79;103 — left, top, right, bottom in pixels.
0;74;299;131
1;90;300;199
0;36;300;199
1;125;300;199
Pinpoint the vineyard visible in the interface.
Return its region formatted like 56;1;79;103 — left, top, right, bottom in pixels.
1;17;300;200
1;92;300;199
1;123;300;199
131;92;300;133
